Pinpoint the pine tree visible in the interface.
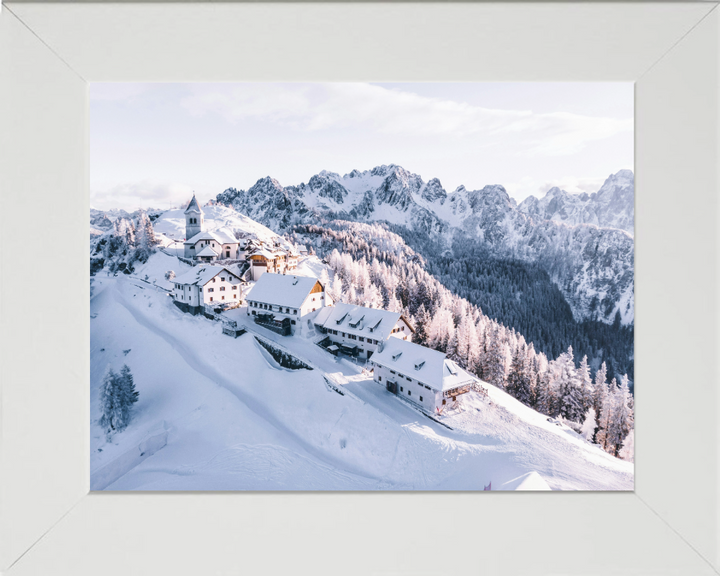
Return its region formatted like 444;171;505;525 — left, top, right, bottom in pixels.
99;364;139;440
534;368;556;416
483;325;507;388
619;429;634;462
507;343;532;405
593;362;608;418
580;407;597;442
557;347;583;422
596;378;617;452
412;303;431;345
578;355;593;413
606;374;634;457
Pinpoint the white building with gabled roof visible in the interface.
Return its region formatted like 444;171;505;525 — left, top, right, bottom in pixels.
172;264;243;314
246;274;331;334
183;228;240;261
369;338;477;414
313;302;414;360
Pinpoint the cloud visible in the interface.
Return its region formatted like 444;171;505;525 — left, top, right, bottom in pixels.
505;175;612;202
90;180;194;211
180;83;632;156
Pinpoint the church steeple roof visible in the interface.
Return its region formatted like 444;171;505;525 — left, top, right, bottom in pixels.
184;194;203;214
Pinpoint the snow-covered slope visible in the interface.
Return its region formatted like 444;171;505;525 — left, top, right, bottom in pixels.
152;203;282;244
216;166;634;325
90;251;633;491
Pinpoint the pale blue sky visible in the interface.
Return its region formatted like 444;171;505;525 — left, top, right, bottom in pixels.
90;82;633;211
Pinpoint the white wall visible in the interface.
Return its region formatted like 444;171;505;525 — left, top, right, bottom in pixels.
372;363;440;412
173;272;242;307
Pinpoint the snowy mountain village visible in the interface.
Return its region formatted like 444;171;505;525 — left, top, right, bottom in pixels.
89;193;634;491
173;196;475;416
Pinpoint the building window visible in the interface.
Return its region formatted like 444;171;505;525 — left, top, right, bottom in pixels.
210;297;213;302
408;391;411;396
378;376;382;382
400;387;403;392
212;278;216;282
222;296;225;300
221;277;225;281
232;286;237;290
359;337;365;342
390;370;395;375
291;320;296;325
233;294;237;298
425;385;431;390
226;252;230;258
220;287;226;291
252;311;256;315
442;399;446;405
208;288;214;292
420;396;423;402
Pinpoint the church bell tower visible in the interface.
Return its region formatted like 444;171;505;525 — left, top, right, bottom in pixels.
184;194;204;240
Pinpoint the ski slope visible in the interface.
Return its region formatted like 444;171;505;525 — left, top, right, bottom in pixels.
90;251;633;491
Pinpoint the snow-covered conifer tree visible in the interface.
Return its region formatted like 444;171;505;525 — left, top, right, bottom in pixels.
578;355;593;413
596;378;617;452
619;429;634;462
580;407;597;442
557;347;583;422
99;364;139;440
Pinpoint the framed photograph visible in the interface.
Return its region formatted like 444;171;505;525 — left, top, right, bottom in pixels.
1;2;718;575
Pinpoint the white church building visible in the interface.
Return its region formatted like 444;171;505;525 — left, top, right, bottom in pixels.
182;195;240;261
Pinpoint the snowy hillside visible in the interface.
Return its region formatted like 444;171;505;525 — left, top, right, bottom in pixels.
215;166;634;325
90;250;633;491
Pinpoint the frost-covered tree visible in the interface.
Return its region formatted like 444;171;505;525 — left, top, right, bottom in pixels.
483;326;507;388
319;268;330;292
606;375;634;457
507;343;532;406
556;347;583;422
165;270;176;281
593;362;608;418
580;407;597;442
596;378;617;452
577;355;593;413
619;428;634;462
99;364;139;440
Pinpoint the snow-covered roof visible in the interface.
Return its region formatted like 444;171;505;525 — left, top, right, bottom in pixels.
184;194;203;214
174;265;239;286
371;338;477;392
184;228;239;246
248;248;284;260
246;274;324;308
317;303;411;342
196;245;219;258
312;306;333;327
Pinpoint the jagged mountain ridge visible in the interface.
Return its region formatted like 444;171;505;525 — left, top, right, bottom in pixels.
216;165;634;325
517;169;634;234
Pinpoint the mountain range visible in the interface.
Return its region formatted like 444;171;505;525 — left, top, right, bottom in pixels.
215;166;635;326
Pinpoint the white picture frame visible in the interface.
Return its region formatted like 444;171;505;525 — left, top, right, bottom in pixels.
1;2;718;574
